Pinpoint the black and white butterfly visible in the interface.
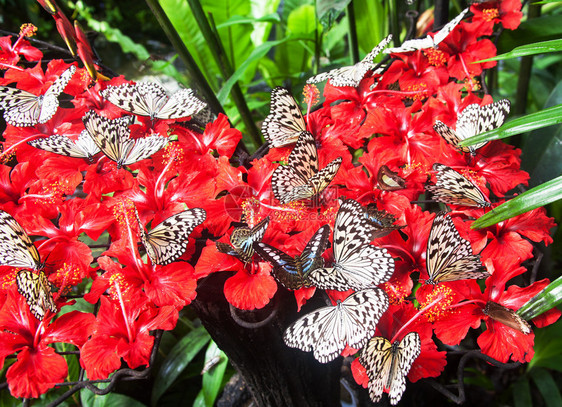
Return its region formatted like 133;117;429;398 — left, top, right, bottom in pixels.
253;225;330;290
483;301;532;335
135;208;206;266
309;200;394;291
216;216;270;264
434;99;511;155
0;65;76;127
28;130;101;162
16;270;57;320
425;212;489;284
284;288;389;363
359;332;421;405
307;35;392;88
0;210;57;320
261;87;306;148
83;110;169;168
384;8;468;54
425;163;490;207
272;131;342;204
101;82;206;121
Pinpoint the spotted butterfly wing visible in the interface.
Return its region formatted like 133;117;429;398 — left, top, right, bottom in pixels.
16;270;57;320
272;131;342;204
253;225;330;289
136;208;206;266
101;82;206;120
284;288;389;363
434;99;511;155
425;163;490;207
216;216;270;263
0;210;41;270
309;200;394;291
425;212;489;284
28;130;101;162
262;87;306;147
384;8;468;54
360;332;421;405
0;65;76;127
307;35;392;87
83;110;169;168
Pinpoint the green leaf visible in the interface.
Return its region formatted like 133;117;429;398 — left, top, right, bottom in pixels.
513;376;532;407
353;0;386;54
471;175;562;229
477;39;562;62
151;326;211;406
216;13;281;29
518;274;562;320
317;0;350;28
529;320;562;371
529;368;562;407
193;341;229;407
461;103;562;147
81;384;147;407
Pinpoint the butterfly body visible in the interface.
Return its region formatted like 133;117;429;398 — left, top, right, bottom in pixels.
0;65;76;127
426;163;490;207
360;332;421;405
262;87;305;147
272;131;342;204
253;225;330;290
284;288;389;363
216;217;270;263
425;212;489;284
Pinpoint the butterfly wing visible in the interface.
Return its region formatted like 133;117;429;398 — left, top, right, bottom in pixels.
156;88;206;120
141;208;206;266
0;87;41;126
297;224;331;277
365;204;404;238
0;210;41;270
360;337;394;403
262;87;306;147
16;270;57;320
28;130;101;161
121;135;170;166
83;110;133;164
426;163;490;207
307;156;342;197
284;288;389;363
426;212;488;284
432;7;468;44
387;332;421;405
102;83;167;118
228;216;270;263
38;65;76;124
253;242;302;289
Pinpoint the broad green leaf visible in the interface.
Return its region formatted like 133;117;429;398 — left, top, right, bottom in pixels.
216;13;281;29
471;176;562;229
81;383;146;407
353;0;386;54
461;103;562;146
518;275;562;320
478;39;562;62
317;0;351;28
529;368;562;407
151;326;211;406
529;320;562;371
512;376;532;407
193;341;229;407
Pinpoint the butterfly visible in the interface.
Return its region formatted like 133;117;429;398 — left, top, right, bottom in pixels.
309;200;394;291
271;131;342;204
359;332;421;405
377;165;406;191
425;163;490;207
284;288;389;363
425;212;489;284
0;210;42;271
16;270;57;320
83;110;169;168
434;99;511;155
0;65;76;127
261;87;306;148
384;8;468;54
483;301;531;335
135;208;206;266
307;35;392;87
28;130;101;162
216;216;270;264
365;203;404;239
253;225;330;290
101;82;206;121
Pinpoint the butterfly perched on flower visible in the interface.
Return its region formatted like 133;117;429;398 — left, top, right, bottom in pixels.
261;87;306;148
364;203;404;238
425;163;490;207
384;8;468;54
0;65;76;127
309;200;394;291
425;212;489;284
216;216;270;264
483;301;532;335
307;35;392;88
271;131;342;204
434;99;511;155
0;210;57;319
135;208;206;266
284;288;389;363
101;82;206;121
359;332;421;405
28;130;101;162
377;165;406;191
82;110;169;169
253;225;330;290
